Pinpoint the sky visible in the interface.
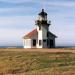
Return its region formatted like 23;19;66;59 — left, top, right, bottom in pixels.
0;0;75;46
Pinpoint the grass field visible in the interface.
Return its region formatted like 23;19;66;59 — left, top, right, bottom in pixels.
0;49;75;75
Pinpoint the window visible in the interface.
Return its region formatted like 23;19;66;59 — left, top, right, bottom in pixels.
39;26;41;30
39;40;42;45
47;32;49;37
33;39;36;46
50;40;54;48
47;39;49;46
43;39;46;42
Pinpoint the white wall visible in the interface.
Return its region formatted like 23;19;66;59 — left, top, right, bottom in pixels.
36;25;48;48
37;26;42;48
23;39;31;48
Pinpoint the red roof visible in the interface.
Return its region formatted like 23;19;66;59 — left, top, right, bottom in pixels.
23;29;57;39
23;29;37;39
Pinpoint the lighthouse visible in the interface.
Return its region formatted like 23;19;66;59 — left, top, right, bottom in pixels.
23;9;57;48
35;9;51;48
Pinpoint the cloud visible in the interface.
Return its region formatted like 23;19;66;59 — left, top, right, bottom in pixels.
0;28;31;46
0;16;36;29
0;0;75;46
44;1;75;8
0;0;33;3
0;0;75;8
0;7;38;16
53;23;75;45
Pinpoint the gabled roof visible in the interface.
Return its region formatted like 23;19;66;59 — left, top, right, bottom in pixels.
23;29;57;39
48;31;57;38
23;29;37;39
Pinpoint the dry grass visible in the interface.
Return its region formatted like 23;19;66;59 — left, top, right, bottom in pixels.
0;48;75;75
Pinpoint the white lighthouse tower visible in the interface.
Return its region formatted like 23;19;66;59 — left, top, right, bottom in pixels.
35;9;51;48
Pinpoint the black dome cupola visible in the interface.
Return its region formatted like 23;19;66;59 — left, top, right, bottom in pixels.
35;9;51;26
39;9;47;16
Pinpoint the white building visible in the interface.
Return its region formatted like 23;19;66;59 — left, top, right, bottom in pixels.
23;9;57;48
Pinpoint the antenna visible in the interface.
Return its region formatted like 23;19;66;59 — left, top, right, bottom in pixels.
41;0;45;10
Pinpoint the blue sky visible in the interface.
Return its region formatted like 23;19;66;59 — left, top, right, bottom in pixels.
0;0;75;46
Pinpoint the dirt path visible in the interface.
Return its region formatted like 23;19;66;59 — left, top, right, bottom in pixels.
0;48;75;53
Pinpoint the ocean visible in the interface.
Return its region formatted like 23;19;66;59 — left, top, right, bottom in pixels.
0;46;23;48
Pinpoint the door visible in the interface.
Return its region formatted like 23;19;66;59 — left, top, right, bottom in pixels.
33;39;36;46
43;39;47;48
50;40;54;48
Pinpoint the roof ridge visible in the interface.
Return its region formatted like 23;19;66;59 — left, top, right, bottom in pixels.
23;29;37;39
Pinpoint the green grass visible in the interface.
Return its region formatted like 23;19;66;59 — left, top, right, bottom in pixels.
0;50;75;75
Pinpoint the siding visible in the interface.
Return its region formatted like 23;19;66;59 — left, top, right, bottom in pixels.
23;39;31;48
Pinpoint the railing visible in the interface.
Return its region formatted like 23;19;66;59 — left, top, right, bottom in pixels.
35;20;51;26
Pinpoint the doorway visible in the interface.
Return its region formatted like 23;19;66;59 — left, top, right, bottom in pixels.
47;39;54;48
33;39;36;46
